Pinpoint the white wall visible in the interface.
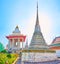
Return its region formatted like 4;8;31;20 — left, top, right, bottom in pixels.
21;52;57;62
56;50;60;57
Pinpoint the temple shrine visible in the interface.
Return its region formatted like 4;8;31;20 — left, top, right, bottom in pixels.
50;36;60;50
6;26;26;53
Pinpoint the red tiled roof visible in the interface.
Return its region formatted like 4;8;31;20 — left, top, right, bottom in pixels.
52;36;60;44
6;35;26;42
50;37;60;50
6;35;26;38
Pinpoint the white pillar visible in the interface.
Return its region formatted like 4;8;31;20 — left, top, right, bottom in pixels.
9;39;12;49
18;38;20;49
12;38;14;49
22;38;24;50
8;40;10;50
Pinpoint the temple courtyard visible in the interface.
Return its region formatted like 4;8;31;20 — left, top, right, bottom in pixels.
5;3;60;64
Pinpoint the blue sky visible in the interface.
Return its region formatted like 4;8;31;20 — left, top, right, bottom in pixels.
0;0;60;48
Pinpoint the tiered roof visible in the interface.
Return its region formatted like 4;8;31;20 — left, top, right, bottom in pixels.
50;36;60;50
6;26;26;42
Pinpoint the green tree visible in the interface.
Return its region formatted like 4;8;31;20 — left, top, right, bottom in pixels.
1;50;7;53
0;42;4;52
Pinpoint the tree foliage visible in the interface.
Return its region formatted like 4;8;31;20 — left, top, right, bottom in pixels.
7;54;11;58
0;53;18;64
1;50;7;53
0;42;4;52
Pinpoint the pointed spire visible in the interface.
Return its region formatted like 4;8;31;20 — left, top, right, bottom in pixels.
35;2;41;32
36;1;39;25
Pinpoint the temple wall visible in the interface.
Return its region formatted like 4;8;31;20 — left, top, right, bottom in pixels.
21;52;57;62
56;50;60;57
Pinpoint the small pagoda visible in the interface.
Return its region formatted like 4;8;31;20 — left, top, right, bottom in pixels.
29;2;48;50
6;26;26;53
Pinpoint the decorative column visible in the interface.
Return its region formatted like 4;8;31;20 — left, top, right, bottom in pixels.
12;38;14;49
9;39;12;49
22;38;24;50
21;38;24;64
18;38;20;49
8;40;10;50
